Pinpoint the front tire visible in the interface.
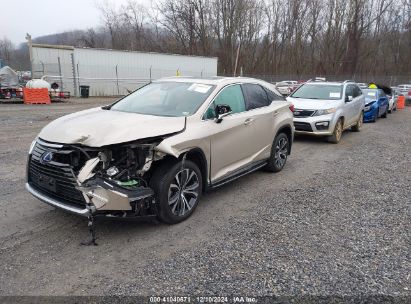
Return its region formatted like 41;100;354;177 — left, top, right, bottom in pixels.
351;112;363;132
381;107;388;118
328;118;343;143
150;160;202;224
265;133;289;172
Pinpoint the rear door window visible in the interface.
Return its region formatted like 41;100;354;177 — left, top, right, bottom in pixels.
353;85;362;97
241;83;270;110
345;85;354;97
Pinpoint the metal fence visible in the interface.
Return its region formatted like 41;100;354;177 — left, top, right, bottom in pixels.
240;73;411;86
32;61;410;97
32;62;216;97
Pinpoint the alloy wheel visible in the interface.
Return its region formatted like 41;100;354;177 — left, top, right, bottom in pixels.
335;121;342;141
168;168;200;216
274;137;288;168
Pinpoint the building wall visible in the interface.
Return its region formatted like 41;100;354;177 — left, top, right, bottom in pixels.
32;45;218;96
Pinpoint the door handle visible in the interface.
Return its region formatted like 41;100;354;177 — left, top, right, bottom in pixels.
273;110;279;116
244;118;254;125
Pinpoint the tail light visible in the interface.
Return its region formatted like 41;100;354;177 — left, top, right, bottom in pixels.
289;104;295;112
408;90;411;96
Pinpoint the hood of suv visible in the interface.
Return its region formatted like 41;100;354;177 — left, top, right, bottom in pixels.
287;97;340;110
38;107;186;147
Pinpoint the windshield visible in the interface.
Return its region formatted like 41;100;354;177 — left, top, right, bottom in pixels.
111;82;215;117
291;84;343;100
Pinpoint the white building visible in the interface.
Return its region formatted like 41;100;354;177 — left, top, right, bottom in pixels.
31;44;218;96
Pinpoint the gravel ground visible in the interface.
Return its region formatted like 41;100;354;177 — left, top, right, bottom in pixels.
0;98;409;300
109;112;410;297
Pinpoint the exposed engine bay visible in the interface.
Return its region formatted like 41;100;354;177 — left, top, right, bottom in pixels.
27;138;173;245
75;141;169;216
28;138;172;218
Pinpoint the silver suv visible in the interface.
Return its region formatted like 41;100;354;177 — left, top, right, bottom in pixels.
287;81;365;143
26;77;294;225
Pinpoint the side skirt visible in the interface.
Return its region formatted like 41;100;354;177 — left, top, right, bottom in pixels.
207;159;268;190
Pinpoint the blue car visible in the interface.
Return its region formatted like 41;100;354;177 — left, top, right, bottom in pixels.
362;89;389;122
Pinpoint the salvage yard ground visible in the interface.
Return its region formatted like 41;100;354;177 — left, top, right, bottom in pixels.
0;98;410;297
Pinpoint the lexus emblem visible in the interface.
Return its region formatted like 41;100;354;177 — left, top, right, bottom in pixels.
40;151;54;164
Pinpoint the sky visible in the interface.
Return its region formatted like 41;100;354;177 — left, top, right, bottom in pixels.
0;0;150;45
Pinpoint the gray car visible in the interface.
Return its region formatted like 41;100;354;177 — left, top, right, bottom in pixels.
287;80;365;143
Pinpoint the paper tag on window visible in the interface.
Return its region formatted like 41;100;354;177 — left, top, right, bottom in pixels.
330;92;341;98
188;83;212;94
367;92;376;97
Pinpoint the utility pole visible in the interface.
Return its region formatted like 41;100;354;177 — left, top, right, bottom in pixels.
233;42;241;77
26;33;33;78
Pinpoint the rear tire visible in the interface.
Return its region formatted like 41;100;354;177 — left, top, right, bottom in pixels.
328;118;343;144
265;133;289;172
351;112;363;132
150;160;202;224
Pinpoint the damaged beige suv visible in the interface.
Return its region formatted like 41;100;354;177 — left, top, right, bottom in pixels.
26;77;294;224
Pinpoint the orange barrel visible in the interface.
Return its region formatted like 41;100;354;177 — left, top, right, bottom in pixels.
397;95;405;110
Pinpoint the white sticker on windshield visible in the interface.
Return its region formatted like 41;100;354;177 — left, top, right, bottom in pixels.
330;92;341;98
367;92;376;97
188;83;212;94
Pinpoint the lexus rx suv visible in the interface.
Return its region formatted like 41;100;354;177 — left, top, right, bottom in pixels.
26;77;294;224
287;80;365;143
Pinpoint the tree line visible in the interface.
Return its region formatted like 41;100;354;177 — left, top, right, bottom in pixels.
1;0;410;82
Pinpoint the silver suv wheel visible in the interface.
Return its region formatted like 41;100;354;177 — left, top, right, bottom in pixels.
275;137;288;168
168;168;200;216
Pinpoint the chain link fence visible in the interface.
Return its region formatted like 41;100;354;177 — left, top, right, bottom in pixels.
32;60;410;97
32;62;215;97
241;73;411;86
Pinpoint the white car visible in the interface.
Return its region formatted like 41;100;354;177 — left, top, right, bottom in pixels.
275;81;299;96
287;80;365;143
387;89;399;113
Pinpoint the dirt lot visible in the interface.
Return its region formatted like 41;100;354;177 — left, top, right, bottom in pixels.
0;98;410;298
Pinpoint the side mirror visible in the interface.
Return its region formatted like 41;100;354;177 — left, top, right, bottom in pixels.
215;104;232;123
345;95;353;102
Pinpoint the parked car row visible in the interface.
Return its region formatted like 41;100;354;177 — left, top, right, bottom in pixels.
275;80;301;96
286;79;403;142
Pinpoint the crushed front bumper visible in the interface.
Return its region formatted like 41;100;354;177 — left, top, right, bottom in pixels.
26;140;157;219
363;107;378;122
26;182;89;216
